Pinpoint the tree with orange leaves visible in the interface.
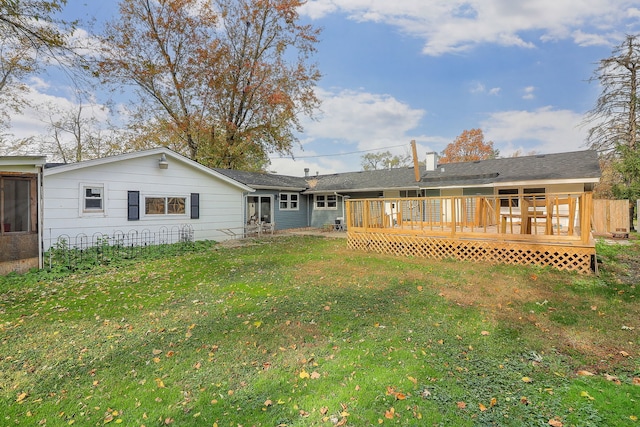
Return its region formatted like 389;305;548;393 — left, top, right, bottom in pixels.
439;128;498;164
96;0;321;171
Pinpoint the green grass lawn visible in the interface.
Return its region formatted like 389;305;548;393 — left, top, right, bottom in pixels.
1;235;639;426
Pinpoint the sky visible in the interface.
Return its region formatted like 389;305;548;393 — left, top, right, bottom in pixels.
8;0;640;176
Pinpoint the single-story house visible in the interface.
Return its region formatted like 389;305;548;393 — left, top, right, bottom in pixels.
43;148;253;250
0;156;47;274
212;168;310;231
215;150;601;230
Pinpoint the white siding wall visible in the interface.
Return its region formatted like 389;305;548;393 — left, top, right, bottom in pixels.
43;155;246;249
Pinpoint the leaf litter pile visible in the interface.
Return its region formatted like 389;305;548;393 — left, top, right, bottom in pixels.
1;235;639;426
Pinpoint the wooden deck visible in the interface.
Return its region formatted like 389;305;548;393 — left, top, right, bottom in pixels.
345;193;596;274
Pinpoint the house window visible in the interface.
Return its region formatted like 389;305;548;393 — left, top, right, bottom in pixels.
400;190;418;197
144;196;186;215
279;192;299;210
84;186;103;211
498;189;519;208
315;194;337;210
0;177;31;233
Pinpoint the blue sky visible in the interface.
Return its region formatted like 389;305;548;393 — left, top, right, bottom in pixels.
9;0;640;176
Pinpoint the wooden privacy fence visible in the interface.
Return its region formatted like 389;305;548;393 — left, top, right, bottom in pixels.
345;193;596;274
592;199;630;237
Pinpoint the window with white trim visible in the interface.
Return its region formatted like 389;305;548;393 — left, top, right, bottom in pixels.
315;194;337;210
279;192;299;210
83;186;104;212
144;196;186;215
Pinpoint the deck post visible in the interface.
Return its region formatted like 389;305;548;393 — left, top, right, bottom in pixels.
450;197;456;238
581;192;593;245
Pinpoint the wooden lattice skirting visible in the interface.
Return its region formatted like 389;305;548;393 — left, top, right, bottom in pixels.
347;232;595;274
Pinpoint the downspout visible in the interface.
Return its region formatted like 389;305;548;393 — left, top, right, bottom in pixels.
334;192;344;218
37;165;43;269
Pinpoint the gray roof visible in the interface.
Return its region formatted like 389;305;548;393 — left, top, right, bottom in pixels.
213;150;600;193
305;166;424;193
213;168;308;191
419;150;601;188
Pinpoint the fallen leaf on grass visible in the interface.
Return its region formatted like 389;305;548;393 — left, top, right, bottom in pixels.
580;391;595;400
604;374;621;385
490;397;497;407
522;377;533;383
154;378;165;388
548;419;563;427
633;377;640;386
299;370;310;379
310;371;321;379
619;350;630;357
479;403;487;412
457;401;467;409
384;407;396;419
481;331;490;336
16;392;27;403
577;370;595;376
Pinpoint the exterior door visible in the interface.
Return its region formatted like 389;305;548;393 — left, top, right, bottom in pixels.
0;175;39;274
247;196;273;224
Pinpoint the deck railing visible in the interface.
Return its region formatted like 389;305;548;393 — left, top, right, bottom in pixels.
346;192;594;246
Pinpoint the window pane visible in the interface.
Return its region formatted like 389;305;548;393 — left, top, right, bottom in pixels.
85;198;102;209
2;179;30;232
498;189;519;208
85;187;102;197
145;197;165;215
84;187;103;210
280;201;287;209
167;197;186;214
291;201;298;208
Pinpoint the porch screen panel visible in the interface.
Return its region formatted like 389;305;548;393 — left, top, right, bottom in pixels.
1;178;30;232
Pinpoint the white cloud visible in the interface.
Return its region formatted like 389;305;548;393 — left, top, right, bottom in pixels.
470;82;485;94
304;88;425;147
471;82;501;95
301;0;639;55
5;84;115;157
481;106;588;155
522;86;536;100
270;87;429;175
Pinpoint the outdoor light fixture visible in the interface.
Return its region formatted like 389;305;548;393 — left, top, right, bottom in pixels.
159;154;169;169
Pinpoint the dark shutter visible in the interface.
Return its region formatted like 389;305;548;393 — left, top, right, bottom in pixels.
128;191;140;220
190;193;200;219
